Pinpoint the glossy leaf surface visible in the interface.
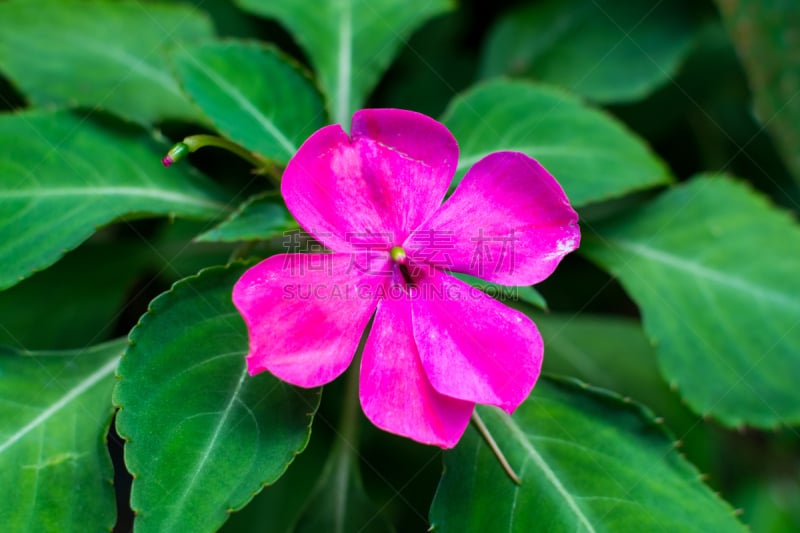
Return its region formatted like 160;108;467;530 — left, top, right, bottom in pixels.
173;41;326;163
236;0;452;124
430;378;746;532
0;110;232;290
114;264;320;532
481;0;698;103
0;0;213;124
0;339;124;532
582;175;800;427
442;80;672;207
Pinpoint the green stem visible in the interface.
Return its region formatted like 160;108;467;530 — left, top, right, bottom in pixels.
472;410;521;485
163;134;284;185
330;361;361;532
337;359;362;454
183;134;264;168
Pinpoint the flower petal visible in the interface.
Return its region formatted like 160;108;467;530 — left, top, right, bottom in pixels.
233;253;390;387
411;270;543;413
406;151;580;286
350;108;459;203
282;109;458;251
360;288;474;448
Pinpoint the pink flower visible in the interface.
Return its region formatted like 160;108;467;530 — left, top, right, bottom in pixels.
232;109;579;448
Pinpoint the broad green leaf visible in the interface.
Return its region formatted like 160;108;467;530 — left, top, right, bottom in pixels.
0;109;232;290
196;192;297;242
0;339;125;532
535;313;719;474
223;413;393;533
713;0;800;184
114;263;320;533
172;41;326;164
442;80;672;207
221;426;331;533
453;272;547;310
236;0;453;124
582;175;800;427
430;378;746;532
0;0;214;124
481;0;698;103
0;241;150;349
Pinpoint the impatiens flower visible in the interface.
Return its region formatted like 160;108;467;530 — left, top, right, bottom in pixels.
232;109;579;448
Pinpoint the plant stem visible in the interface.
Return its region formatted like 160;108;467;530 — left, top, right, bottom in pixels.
337;358;362;454
472;409;521;485
329;360;362;532
182;134;262;166
181;135;284;185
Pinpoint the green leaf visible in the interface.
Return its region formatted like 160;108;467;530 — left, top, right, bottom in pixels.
534;313;705;427
114;263;320;533
0;241;150;349
581;175;800;427
480;0;699;103
0;339;125;533
172;41;326;164
713;0;800;184
442;80;672;207
196;192;297;242
0;109;233;290
236;0;453;124
223;417;393;533
0;0;214;124
534;313;720;474
221;426;331;533
430;378;746;532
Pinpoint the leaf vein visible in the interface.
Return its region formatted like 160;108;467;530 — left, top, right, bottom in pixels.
494;410;596;532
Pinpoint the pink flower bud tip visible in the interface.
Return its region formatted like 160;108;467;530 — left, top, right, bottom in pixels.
162;142;190;168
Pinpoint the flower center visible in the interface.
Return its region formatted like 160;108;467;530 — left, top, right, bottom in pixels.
390;245;407;264
390;246;415;288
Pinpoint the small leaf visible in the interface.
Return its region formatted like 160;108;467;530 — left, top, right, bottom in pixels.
442;80;672;207
713;0;800;184
114;263;320;533
0;339;125;532
0;0;214;124
430;377;746;532
0;109;233;290
581;175;800;427
236;0;453;124
196;192;298;242
481;0;699;103
172;41;326;164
